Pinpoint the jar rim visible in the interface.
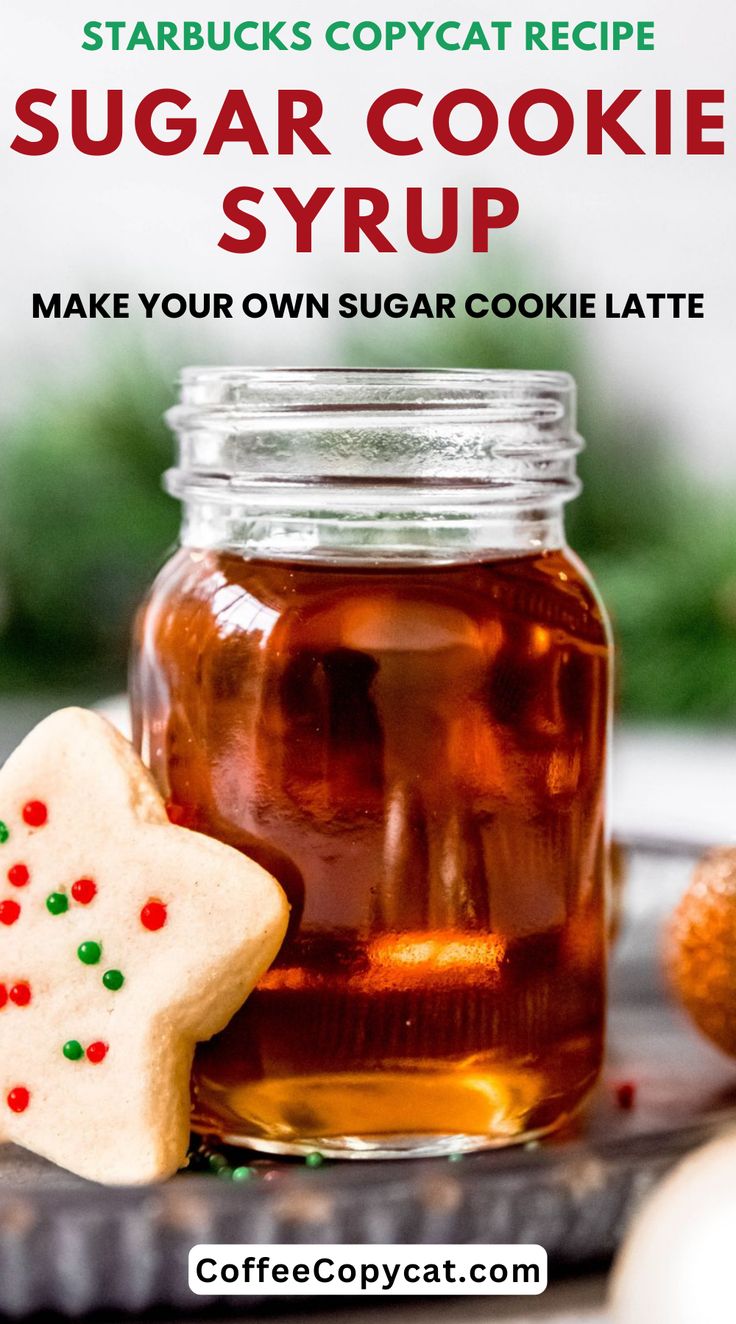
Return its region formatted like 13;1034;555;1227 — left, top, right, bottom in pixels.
165;366;582;556
165;364;583;544
176;365;575;415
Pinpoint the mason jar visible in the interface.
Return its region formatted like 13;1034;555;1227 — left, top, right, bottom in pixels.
131;367;612;1158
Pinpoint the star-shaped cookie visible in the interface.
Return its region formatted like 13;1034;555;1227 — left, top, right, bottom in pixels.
0;708;288;1184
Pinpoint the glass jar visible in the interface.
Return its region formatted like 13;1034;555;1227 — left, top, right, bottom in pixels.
131;367;612;1158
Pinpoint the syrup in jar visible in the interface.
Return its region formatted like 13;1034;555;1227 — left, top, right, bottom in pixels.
131;368;612;1157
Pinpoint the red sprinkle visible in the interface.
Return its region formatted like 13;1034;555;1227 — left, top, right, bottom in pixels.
71;878;97;905
7;1087;30;1113
165;801;185;825
22;801;48;828
0;900;20;926
9;983;31;1007
86;1041;108;1064
140;900;167;931
615;1081;637;1111
7;864;29;888
0;984;6;1009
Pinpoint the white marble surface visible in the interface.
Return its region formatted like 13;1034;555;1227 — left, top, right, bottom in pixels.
613;725;736;845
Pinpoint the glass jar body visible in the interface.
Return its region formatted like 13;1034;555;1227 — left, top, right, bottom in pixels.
131;369;612;1157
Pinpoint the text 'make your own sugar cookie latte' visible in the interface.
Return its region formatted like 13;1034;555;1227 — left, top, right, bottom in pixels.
0;707;288;1184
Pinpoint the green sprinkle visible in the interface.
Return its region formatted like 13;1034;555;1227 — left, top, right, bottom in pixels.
0;822;8;844
305;1152;324;1169
207;1153;229;1173
102;969;124;991
216;1166;234;1180
231;1165;253;1183
448;1153;464;1163
46;892;69;915
63;1040;83;1061
77;941;101;965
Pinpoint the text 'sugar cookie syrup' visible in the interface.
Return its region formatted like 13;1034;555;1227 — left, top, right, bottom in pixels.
132;368;612;1157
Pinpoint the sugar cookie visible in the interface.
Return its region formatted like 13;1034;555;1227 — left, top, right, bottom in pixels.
0;708;288;1184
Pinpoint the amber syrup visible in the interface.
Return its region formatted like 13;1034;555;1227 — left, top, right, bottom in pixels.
132;547;610;1154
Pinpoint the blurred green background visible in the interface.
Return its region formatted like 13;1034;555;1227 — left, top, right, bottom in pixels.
1;267;734;722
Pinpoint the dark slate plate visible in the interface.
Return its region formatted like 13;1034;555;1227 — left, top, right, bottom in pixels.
1;839;735;1319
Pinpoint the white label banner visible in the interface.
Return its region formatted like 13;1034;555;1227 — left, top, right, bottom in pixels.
189;1243;548;1296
